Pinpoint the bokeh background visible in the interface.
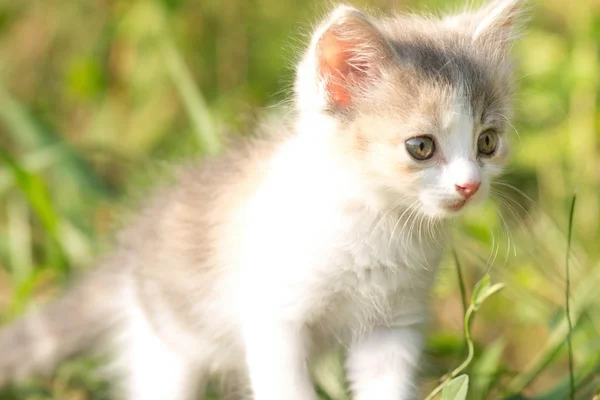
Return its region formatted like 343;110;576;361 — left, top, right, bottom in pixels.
0;0;599;399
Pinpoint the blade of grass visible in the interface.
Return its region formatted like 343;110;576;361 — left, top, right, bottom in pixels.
0;83;113;198
565;192;577;400
470;339;505;399
4;269;59;319
506;261;600;394
0;145;64;196
529;346;600;400
156;3;220;155
313;350;347;400
6;195;33;283
453;248;468;316
0;147;69;277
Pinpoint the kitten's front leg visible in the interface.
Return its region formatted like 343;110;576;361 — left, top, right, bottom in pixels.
346;327;423;400
242;316;317;400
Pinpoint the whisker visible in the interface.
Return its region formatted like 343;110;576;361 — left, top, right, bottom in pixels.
387;200;419;255
496;208;516;260
392;204;421;258
491;190;530;233
493;181;535;204
483;227;497;274
369;198;406;242
490;193;518;257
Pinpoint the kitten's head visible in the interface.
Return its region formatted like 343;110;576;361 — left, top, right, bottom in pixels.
295;0;524;218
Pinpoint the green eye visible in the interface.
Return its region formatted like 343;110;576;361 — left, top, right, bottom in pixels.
405;136;435;160
478;130;498;155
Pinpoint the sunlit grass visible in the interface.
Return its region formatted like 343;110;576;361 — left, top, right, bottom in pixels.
0;0;599;399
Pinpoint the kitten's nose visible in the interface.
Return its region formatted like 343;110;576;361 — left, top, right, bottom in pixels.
455;181;480;199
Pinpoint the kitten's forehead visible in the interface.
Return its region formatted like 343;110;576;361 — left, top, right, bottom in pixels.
408;86;476;141
377;19;512;124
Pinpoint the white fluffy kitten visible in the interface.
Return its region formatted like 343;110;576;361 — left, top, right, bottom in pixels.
0;0;523;399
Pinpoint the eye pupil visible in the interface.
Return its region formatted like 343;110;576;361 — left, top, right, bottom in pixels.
477;129;498;156
405;136;435;161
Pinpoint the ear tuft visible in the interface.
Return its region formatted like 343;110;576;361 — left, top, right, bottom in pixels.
472;0;527;49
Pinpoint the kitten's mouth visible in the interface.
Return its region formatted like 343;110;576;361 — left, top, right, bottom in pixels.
443;200;466;213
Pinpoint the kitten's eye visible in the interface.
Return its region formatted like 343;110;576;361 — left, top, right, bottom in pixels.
405;136;435;161
477;130;498;156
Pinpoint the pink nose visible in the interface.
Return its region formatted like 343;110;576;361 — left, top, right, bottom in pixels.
455;181;480;199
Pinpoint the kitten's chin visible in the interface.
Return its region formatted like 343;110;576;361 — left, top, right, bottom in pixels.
423;199;471;218
440;199;468;215
428;196;488;218
425;207;461;219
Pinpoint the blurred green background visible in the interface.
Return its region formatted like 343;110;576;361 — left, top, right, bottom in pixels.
0;0;599;399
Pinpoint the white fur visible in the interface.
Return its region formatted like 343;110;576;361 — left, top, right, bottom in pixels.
347;327;422;400
112;286;205;400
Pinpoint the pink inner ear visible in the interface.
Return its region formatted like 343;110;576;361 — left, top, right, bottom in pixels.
318;31;369;108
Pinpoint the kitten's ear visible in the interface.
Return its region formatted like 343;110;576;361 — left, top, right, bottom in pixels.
471;0;526;50
296;6;395;112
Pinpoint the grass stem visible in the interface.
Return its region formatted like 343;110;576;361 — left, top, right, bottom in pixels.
453;248;468;316
566;192;577;400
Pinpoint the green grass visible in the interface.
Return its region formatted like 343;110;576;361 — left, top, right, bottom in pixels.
1;0;600;398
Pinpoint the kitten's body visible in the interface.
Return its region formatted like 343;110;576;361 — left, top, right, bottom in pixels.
0;1;523;399
115;123;442;398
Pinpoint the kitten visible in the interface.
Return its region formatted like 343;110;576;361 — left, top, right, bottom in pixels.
0;0;523;399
